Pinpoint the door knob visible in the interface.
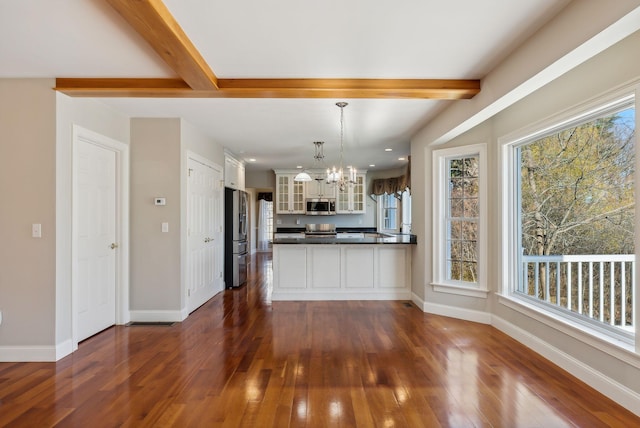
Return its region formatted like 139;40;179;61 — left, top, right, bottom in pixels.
110;243;119;249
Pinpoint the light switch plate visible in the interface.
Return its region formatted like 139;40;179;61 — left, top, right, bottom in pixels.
162;222;169;233
32;223;42;238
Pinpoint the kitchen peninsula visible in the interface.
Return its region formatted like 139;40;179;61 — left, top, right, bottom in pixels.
272;225;416;301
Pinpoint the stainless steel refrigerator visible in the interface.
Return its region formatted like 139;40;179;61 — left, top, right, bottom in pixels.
224;188;248;288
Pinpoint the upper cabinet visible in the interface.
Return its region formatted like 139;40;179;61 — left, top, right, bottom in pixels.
305;177;336;199
275;173;305;214
336;172;366;214
274;169;366;215
224;153;245;190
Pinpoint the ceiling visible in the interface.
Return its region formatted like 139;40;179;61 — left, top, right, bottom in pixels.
0;0;572;172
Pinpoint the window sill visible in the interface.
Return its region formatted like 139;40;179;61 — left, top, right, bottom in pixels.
431;282;489;298
497;293;640;368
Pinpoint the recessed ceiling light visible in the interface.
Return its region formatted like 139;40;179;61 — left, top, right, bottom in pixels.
398;157;406;161
369;164;375;167
384;148;393;152
296;165;303;169
248;158;257;162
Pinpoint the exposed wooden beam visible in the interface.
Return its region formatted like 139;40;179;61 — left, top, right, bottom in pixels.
105;0;218;90
57;1;481;99
55;77;480;99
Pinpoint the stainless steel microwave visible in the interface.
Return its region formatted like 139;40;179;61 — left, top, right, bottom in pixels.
306;198;336;215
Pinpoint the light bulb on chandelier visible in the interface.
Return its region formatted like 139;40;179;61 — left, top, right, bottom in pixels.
326;102;356;191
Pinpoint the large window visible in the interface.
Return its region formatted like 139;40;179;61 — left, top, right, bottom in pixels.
503;93;636;342
433;144;487;297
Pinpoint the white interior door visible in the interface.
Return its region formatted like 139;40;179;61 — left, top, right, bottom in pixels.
76;140;117;341
187;156;224;313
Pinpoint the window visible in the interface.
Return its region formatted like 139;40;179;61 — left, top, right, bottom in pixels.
502;93;636;343
377;191;411;233
433;144;487;297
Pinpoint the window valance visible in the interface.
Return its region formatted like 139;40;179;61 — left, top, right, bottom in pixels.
370;156;411;198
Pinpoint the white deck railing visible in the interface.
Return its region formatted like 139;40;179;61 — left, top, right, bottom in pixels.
520;254;635;332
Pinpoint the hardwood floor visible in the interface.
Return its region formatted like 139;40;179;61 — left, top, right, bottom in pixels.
1;253;638;427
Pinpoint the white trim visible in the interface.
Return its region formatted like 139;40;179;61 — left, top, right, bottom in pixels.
431;282;489;298
71;125;130;353
430;6;640;146
499;80;639;147
422;301;493;324
497;294;639;368
55;339;73;361
413;298;640;416
499;83;639;345
129;310;187;323
411;292;426;310
492;314;640;417
432;143;488;294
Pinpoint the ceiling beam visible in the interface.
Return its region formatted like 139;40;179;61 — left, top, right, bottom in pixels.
105;0;218;90
55;77;480;99
56;0;481;100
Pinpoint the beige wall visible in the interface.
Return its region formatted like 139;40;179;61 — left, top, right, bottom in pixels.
0;79;57;349
0;81;131;360
412;29;640;403
130;119;182;312
130;118;225;317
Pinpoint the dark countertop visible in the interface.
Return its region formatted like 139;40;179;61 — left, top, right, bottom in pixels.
276;227;377;233
273;233;416;245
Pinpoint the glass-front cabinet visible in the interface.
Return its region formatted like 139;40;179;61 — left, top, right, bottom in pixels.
336;173;366;214
275;173;305;214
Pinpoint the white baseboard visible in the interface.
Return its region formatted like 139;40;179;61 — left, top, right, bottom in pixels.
129;310;186;323
492;315;640;417
422;300;492;324
55;339;73;361
415;301;640;416
0;346;57;362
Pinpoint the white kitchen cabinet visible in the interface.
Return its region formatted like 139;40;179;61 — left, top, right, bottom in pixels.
336;172;366;214
272;243;411;300
224;154;245;190
274;246;307;289
305;177;336;199
275;172;305;214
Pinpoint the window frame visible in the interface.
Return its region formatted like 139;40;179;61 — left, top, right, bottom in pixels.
432;143;488;298
377;190;411;234
377;193;401;233
500;87;638;349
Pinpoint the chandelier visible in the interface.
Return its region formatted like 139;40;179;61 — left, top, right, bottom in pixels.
326;102;356;191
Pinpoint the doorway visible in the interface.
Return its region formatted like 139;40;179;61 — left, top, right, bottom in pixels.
72;126;129;348
187;154;224;312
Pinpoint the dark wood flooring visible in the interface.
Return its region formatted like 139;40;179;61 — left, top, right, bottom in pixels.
1;253;638;427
